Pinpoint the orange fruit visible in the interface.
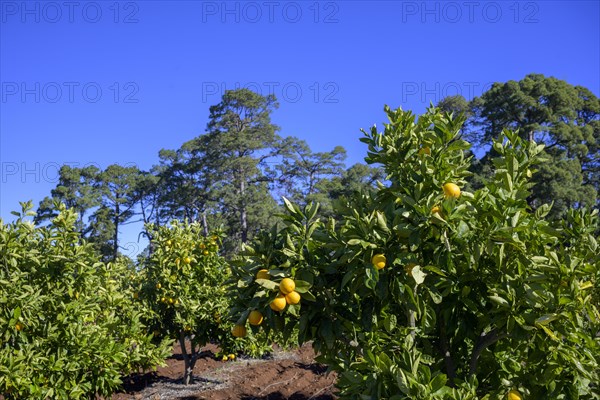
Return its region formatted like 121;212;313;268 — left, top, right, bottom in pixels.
248;310;264;326
256;269;270;280
431;205;441;214
507;389;522;400
232;324;247;338
279;278;295;294
183;256;191;264
443;183;461;199
372;254;386;270
15;322;24;331
285;291;301;305
156;283;161;289
270;294;287;312
228;353;236;360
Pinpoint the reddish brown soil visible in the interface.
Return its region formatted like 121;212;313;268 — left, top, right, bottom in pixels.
112;342;338;400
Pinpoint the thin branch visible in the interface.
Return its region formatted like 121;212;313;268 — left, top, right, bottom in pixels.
438;309;456;385
468;329;509;377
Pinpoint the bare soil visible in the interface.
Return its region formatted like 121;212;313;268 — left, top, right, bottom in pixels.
111;342;338;400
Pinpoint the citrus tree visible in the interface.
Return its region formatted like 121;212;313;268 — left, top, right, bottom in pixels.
0;202;171;399
140;220;270;384
230;106;600;399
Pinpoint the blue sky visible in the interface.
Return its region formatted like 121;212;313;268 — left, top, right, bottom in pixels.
1;0;599;256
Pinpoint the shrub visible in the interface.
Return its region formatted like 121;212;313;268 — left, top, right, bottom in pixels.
0;202;170;399
231;106;600;399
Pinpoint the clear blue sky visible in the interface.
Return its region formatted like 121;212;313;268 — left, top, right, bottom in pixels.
1;0;599;256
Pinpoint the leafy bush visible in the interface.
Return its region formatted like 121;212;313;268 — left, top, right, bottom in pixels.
231;106;600;399
0;202;171;399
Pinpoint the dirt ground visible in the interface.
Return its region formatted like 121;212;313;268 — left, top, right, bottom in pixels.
112;342;338;400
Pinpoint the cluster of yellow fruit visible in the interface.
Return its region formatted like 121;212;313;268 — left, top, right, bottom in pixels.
231;272;303;338
155;283;180;305
160;297;179;305
269;277;301;311
218;353;236;362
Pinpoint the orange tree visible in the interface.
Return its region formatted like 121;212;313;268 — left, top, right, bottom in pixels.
230;106;599;399
0;202;171;399
139;220;269;384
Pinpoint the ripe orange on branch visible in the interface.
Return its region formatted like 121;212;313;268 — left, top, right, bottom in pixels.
270;294;287;311
507;389;522;400
232;324;247;338
372;254;386;270
285;291;301;305
443;182;461;199
256;269;270;280
279;278;295;294
248;310;264;325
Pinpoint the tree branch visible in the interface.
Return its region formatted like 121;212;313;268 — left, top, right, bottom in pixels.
468;329;508;377
438;309;456;385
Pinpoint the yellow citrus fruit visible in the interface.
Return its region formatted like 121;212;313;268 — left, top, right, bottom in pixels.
228;353;236;360
507;389;522;400
183;256;191;264
443;182;461;199
160;297;166;303
203;250;209;256
198;243;206;249
232;324;247;338
285;291;301;305
168;298;175;304
418;146;431;155
222;355;228;361
279;278;295;294
166;240;172;246
248;310;264;326
270;294;287;312
15;322;24;331
156;283;161;289
431;205;441;214
372;254;386;270
256;269;270;280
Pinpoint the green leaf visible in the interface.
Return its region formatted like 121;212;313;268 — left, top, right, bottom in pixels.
535;313;560;326
255;278;278;291
488;295;509;307
293;280;311;293
301;291;316;302
411;266;427;285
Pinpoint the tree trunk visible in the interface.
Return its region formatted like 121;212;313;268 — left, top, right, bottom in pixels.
202;211;209;237
179;332;197;385
240;179;248;243
113;198;119;261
